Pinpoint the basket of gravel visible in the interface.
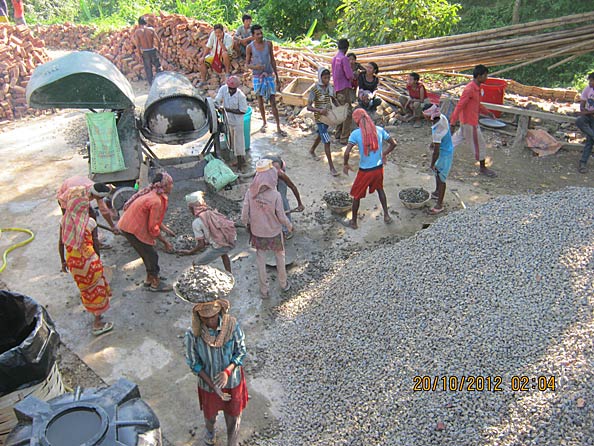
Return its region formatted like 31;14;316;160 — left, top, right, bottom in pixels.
322;191;352;215
399;187;431;209
173;265;235;304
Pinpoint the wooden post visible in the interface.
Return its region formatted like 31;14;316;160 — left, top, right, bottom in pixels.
513;116;530;150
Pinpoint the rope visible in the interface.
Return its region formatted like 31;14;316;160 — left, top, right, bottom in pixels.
0;227;35;273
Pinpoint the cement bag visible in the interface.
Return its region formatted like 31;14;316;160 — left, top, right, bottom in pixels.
319;102;348;127
203;154;238;191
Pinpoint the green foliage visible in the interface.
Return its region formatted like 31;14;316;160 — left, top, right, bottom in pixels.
24;0;80;23
337;0;461;47
249;0;341;39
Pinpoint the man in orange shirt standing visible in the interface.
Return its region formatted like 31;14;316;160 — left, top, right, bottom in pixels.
118;173;176;292
450;65;497;178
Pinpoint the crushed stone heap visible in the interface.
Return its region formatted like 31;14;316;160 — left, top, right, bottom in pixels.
249;187;594;446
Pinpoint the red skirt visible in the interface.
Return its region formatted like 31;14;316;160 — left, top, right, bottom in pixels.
197;369;248;419
350;166;384;199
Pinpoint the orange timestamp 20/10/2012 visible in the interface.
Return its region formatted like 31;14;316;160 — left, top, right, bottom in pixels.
412;375;556;392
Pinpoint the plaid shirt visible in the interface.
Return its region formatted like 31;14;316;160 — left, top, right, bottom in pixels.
118;191;168;245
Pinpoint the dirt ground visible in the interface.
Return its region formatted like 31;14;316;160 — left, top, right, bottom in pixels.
0;65;593;445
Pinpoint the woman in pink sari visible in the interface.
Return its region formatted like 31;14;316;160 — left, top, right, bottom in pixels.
241;160;293;298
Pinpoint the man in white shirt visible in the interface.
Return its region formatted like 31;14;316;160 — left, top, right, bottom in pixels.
215;76;248;170
198;24;234;86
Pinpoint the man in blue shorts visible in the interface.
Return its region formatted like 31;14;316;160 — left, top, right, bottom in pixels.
429;111;455;214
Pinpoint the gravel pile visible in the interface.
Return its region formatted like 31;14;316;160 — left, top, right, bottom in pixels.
247;187;594;446
323;191;353;207
399;187;430;203
174;265;235;303
172;234;195;251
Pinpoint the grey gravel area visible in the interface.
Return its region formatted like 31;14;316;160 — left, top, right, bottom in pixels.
323;191;353;208
246;187;594;446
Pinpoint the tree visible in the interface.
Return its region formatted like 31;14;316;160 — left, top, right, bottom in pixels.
337;0;460;47
251;0;341;39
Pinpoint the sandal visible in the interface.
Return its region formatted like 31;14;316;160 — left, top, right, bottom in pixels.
281;282;291;292
428;207;445;215
143;276;168;287
92;322;114;337
578;162;587;174
149;281;173;292
276;129;288;137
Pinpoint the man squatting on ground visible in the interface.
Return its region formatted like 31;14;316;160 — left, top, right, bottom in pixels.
184;299;248;446
199;24;234;85
215;75;248;170
246;24;287;136
449;64;497;178
343;109;397;229
308;67;339;176
177;192;237;273
576;72;594;174
233;14;254;58
133;16;161;85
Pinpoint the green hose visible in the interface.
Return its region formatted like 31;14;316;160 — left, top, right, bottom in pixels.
0;227;35;273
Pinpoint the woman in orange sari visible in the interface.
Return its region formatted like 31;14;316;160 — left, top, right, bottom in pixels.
61;186;113;336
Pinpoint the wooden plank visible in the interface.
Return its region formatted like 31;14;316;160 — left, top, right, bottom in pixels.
481;102;576;123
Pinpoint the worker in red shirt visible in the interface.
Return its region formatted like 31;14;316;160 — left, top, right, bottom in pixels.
450;64;497;178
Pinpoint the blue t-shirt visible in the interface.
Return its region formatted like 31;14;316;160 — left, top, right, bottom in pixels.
348;126;391;169
431;114;454;156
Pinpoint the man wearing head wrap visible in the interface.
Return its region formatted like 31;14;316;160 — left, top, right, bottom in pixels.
215;76;248;170
429;112;455;214
184;299;247;446
178;192;237;273
307;67;339;176
118;172;176;292
57;176;118;272
241;159;293;298
343;109;397;229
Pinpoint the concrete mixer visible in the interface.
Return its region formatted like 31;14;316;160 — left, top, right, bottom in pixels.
26;51;232;190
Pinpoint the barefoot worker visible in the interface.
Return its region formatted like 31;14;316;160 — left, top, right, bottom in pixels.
177;192;237;273
307;67;339;176
118;172;176;292
133;16;161;85
343;109;396;229
429;110;454;215
61;186;113;336
246;24;287;137
241;159;293;298
450;64;497;177
184;299;247;446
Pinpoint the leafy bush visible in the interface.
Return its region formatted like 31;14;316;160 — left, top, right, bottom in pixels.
250;0;341;39
337;0;460;47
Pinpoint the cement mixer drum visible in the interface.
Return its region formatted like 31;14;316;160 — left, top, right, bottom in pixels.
141;71;210;144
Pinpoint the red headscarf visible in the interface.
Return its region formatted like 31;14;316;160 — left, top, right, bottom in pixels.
352;109;378;156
